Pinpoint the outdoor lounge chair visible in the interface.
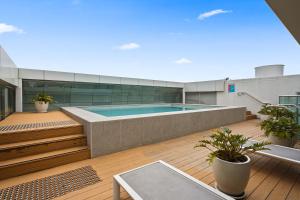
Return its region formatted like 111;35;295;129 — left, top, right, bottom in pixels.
113;160;234;200
244;140;300;164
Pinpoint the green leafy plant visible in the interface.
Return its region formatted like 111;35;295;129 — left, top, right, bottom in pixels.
259;105;300;139
258;104;295;119
32;93;54;104
194;127;269;164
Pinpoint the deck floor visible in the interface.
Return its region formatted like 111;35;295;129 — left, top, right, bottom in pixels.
0;111;80;133
0;119;299;200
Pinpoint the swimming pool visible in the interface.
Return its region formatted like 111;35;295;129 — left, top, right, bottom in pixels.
84;104;219;117
62;104;246;157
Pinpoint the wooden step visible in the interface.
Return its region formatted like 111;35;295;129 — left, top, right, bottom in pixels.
246;110;252;115
246;114;257;120
0;134;87;161
0;146;90;180
0;125;83;145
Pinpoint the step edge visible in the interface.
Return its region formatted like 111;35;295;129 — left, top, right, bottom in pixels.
0;147;89;168
0;135;86;151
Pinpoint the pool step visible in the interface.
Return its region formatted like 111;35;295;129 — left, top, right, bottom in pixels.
0;125;83;145
0;134;87;161
246;110;257;120
0;146;90;180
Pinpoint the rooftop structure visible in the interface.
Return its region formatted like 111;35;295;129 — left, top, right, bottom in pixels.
0;1;299;199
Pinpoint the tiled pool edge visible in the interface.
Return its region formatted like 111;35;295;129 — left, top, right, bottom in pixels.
62;106;246;158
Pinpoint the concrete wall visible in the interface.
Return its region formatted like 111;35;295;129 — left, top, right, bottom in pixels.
218;75;300;114
18;68;185;88
62;106;246;157
0;46;18;86
185;75;300;115
255;64;284;78
186;92;217;105
184;80;225;92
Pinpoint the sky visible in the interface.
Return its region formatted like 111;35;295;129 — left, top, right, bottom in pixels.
0;0;299;82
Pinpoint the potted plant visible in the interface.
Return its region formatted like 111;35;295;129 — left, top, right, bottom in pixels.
32;93;54;113
259;105;300;147
194;127;268;197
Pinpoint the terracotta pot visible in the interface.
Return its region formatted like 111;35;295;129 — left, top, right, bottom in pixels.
34;101;49;113
268;134;296;147
213;155;251;197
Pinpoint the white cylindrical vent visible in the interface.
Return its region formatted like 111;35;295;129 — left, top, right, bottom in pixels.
255;64;284;78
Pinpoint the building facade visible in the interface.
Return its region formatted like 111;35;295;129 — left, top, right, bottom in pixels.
1;46;300;120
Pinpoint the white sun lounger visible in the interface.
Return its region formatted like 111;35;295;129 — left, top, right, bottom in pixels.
245;140;300;164
113;160;234;200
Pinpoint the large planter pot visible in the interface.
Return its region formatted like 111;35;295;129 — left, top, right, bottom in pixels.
213;155;251;197
268;134;296;147
34;101;49;113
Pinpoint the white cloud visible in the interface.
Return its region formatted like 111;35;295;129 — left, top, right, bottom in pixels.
175;58;192;65
198;9;231;20
0;23;24;34
117;42;140;50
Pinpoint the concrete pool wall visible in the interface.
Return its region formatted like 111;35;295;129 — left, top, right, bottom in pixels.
62;105;246;158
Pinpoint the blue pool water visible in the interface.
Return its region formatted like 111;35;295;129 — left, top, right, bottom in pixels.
85;104;218;117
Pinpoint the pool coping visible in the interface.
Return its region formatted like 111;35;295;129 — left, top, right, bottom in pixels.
62;103;226;122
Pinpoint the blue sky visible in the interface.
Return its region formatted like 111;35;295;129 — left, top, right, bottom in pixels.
0;0;299;82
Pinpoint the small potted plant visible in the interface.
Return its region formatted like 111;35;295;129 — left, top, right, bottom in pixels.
32;93;54;113
259;105;300;147
195;127;268;197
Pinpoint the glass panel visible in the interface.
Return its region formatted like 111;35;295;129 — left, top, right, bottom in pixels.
0;82;15;120
22;79;183;111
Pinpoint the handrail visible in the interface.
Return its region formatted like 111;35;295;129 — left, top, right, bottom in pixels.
237;92;268;105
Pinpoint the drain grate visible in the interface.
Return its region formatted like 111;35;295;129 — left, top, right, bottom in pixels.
0;120;78;133
0;166;101;200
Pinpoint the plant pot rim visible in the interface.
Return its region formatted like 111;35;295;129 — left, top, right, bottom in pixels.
215;155;251;165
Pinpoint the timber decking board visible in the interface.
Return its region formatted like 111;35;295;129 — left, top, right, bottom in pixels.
0;111;79;126
0;134;87;161
0;119;299;200
0;120;79;134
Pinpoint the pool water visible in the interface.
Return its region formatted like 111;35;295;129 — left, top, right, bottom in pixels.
84;104;218;117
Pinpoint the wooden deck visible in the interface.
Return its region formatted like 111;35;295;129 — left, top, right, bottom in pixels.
0;111;80;134
0;111;79;126
0;119;299;200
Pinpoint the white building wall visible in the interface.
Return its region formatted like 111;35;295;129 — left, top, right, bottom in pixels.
184;80;225;92
18;68;185;88
185;75;300;114
0;46;18;86
217;75;300;114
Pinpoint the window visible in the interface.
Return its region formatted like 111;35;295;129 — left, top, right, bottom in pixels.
22;80;183;111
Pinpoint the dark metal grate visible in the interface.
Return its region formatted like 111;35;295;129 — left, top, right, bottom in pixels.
0;120;78;133
0;166;101;200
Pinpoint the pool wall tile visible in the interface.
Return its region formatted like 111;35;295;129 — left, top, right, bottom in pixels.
62;106;246;157
92;120;121;156
120;118;144;149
